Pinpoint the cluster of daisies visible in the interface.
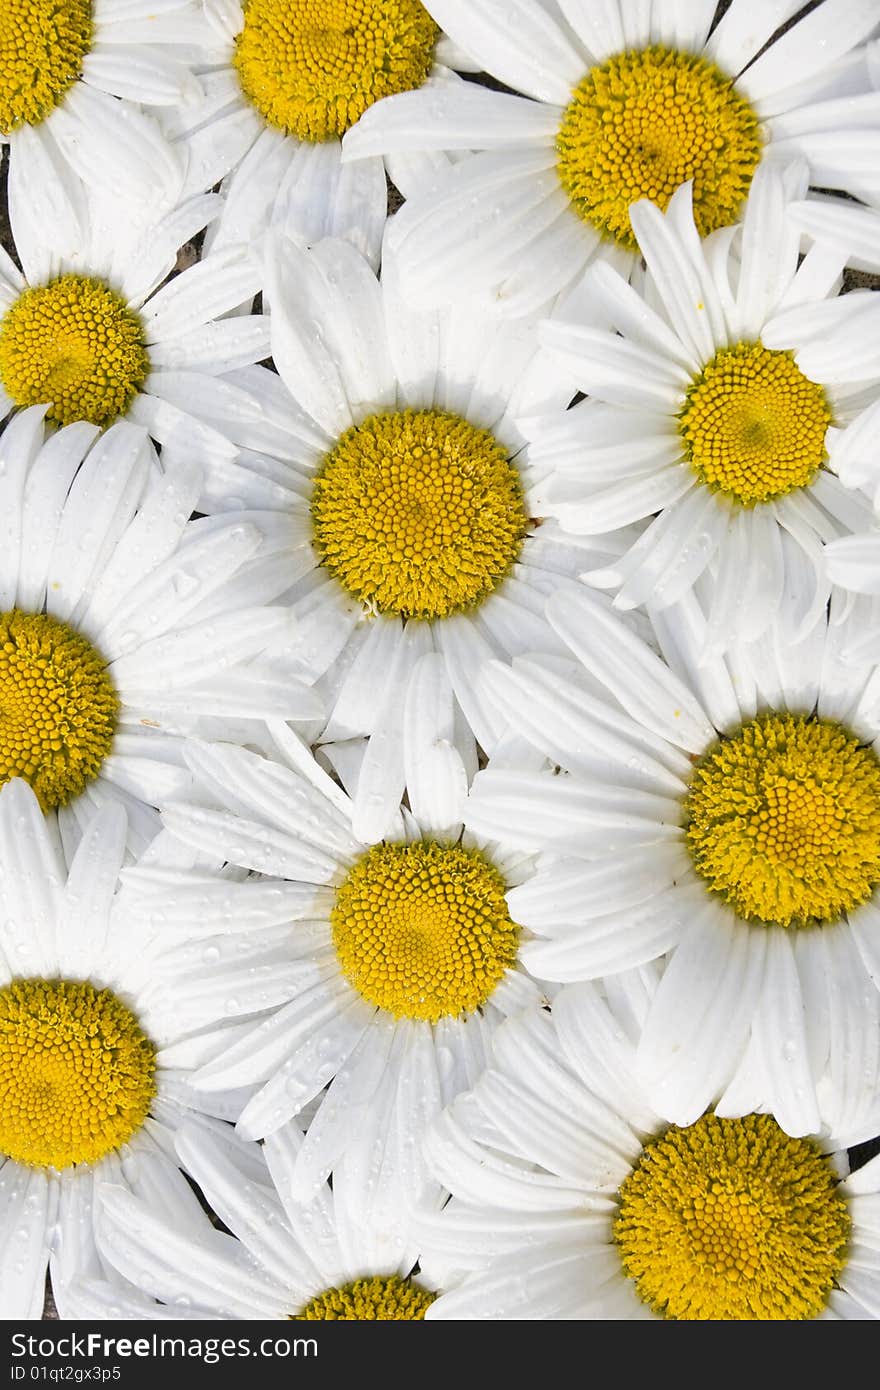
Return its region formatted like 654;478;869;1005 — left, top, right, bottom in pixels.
2;0;880;1324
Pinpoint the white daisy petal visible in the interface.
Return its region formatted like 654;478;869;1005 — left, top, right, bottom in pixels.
616;485;725;611
554;0;626;59
735;0;880;103
160;803;338;882
6;124;85;283
629;192;723;363
109;606;296;692
828;533;880;594
423;0;586;103
836;1265;880;1319
299;237;397;418
56;803;126;977
148;316;271;374
95;1184;284;1318
275;146;388;270
823;925;880;1140
179;104;264;205
647;0;717;52
736;161;802;336
320;620;402;744
580;260;699;371
0;1162;53;1319
508;848;687;931
80;458;204;635
638;910;766;1126
46;423;151;626
389;148;573;306
182;740;357;858
429;1248;619;1320
0;405;50;611
49;83;184;205
750;929;821;1137
848;900;880;989
343;82;560;160
539;319;689;405
650;592;742;731
265;241;357;436
80;46;200;105
546;588;714;753
480;657;691;792
789;198;880;273
485;203;599;318
17;420;100;614
553;982;657;1133
235;993;376;1139
143;249;261;342
0;781;64;978
520;890;685;981
172;1128;313;1292
435;616;510;754
287;1021;397;1203
466;767;682;855
402;653;468;837
703;0;805;78
425;1108;586;1212
98;522;263;658
352;625;433;844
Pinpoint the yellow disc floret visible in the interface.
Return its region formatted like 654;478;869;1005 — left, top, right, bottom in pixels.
614;1113;850;1320
0;0;92;133
331;841;520;1023
311;409;528;621
233;0;438;141
0;978;156;1171
557;45;762;251
295;1275;436;1320
684;713;880;929
679;343;831;507
0;610;118;812
0;274;148;428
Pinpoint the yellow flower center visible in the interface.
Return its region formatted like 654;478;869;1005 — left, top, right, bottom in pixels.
233;0;438;142
310;409;528;621
684;714;880;929
679;343;831;507
557;45;762;251
0;0;92;133
0;610;118;812
0;274;148;428
614;1113;850;1320
331;841;520;1023
294;1275;436;1320
0;978;156;1171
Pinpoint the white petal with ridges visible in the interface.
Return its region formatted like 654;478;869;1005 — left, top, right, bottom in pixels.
423;0;586;103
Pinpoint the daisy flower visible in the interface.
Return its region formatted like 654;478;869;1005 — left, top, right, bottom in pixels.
467;582;880;1140
126;734;548;1234
417;996;880;1320
92;1118;441;1318
0;407;320;860
341;0;880;315
0;0;211;211
169;231;632;842
529;164;880;652
0;778;249;1320
0;180;269;453
157;0;478;266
